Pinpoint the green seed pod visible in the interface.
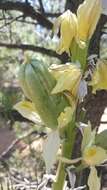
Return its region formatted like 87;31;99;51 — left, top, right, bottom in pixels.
18;59;69;129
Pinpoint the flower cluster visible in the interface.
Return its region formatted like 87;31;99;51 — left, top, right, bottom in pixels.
54;0;101;54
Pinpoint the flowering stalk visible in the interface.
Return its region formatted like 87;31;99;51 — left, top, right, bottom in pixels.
51;50;87;190
52;66;87;190
52;115;76;190
52;1;101;189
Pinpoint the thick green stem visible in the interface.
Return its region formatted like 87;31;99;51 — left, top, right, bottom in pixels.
70;41;89;71
76;44;89;71
52;40;89;190
52;118;76;190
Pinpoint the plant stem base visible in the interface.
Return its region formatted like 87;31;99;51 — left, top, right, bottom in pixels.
52;121;76;190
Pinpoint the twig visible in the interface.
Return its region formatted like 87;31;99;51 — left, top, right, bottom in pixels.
43;12;61;17
17;19;37;25
0;126;45;160
0;1;53;29
0;16;37;25
0;42;65;61
0;15;23;30
38;0;45;13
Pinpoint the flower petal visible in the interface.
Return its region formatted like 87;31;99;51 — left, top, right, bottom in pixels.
88;167;100;190
89;60;107;93
51;64;82;98
83;145;107;166
54;10;78;55
58;106;74;128
14;100;41;124
43;130;60;173
77;0;101;43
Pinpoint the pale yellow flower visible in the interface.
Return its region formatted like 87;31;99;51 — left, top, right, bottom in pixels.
54;10;77;55
81;123;107;166
58;106;74;128
14;100;41;124
89;60;107;93
49;63;72;80
77;0;101;45
83;145;107;166
51;64;82;99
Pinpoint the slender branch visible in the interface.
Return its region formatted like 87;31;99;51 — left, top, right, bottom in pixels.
0;1;53;29
0;128;45;160
0;42;65;61
38;0;45;13
65;0;84;12
0;15;23;30
0;16;13;20
43;12;61;17
0;16;37;25
17;19;37;25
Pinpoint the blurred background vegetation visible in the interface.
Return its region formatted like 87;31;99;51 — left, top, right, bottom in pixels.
0;0;107;189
